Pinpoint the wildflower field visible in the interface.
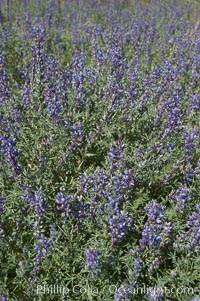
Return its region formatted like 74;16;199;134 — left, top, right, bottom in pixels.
0;0;200;300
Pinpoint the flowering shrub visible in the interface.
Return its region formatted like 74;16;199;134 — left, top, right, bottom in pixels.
0;0;199;300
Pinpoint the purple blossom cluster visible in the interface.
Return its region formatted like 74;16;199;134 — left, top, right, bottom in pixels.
148;257;160;274
108;142;125;168
188;94;200;113
0;52;10;105
175;204;200;250
190;297;200;301
24;190;51;273
55;141;135;238
168;183;191;212
55;192;71;211
0;197;4;213
85;248;101;273
43;55;67;121
0;132;19;175
131;256;143;284
183;128;199;161
140;200;172;250
114;284;131;301
55;192;86;220
109;210;132;243
69;123;85;151
147;287;165;301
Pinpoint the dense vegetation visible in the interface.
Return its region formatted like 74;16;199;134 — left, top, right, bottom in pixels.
0;0;199;300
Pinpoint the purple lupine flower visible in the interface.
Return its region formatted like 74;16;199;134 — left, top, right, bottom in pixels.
146;200;164;222
154;83;184;137
190;297;200;301
45;0;56;29
74;86;86;110
76;163;135;223
55;192;71;212
64;116;72;128
56;72;68;107
0;51;10;105
147;286;164;301
140;223;163;249
30;191;46;216
194;158;200;175
31;42;46;66
164;104;183;134
186;204;200;247
25;190;51;274
44;54;59;81
92;43;108;67
24;10;32;33
109;46;127;70
31;192;46;218
111;169;135;193
0;8;4;24
183;128;199;159
168;183;191;212
55;192;86;220
133;257;143;279
107;79;125;109
108;142;125;170
165;141;176;153
31;25;46;43
109;142;124;162
0;296;8;301
72;51;86;70
188;94;200;113
70;123;85;151
20;69;31;107
106;195;123;211
85;248;101;273
114;284;131;301
34;231;51;271
79;172;93;193
72;71;85;88
183;163;195;183
30;24;46;88
109;210;132;243
94;169;109;192
43;55;67;120
92;23;103;38
139;200;171;249
65;65;73;85
88;194;104;220
70;197;87;220
45;86;62;119
0;133;19;175
0;197;4;213
148;257;160;273
160;222;173;245
174;204;200;250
